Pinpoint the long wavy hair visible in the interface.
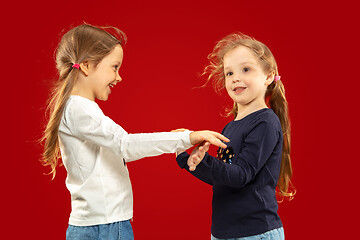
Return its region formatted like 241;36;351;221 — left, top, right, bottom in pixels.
204;32;295;200
41;23;127;179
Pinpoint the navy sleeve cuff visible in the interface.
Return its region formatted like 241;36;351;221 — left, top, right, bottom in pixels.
176;152;190;169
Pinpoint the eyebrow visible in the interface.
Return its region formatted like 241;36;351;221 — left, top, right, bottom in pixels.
224;61;256;70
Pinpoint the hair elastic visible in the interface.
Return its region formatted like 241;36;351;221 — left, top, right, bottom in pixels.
274;76;281;82
72;63;80;69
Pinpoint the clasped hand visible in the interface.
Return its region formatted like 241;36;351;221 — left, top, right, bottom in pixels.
172;129;229;171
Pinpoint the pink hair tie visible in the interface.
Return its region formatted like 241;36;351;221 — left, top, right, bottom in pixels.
274;76;281;82
72;63;80;69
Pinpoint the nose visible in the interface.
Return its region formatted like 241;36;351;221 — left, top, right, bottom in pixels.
232;74;241;83
116;72;122;83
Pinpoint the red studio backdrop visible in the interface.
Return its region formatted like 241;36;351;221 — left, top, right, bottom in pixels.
1;0;359;239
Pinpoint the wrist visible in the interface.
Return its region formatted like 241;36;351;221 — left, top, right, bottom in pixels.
186;130;195;145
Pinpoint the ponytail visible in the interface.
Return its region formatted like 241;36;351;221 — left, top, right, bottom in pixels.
228;79;296;200
41;69;78;179
268;79;296;200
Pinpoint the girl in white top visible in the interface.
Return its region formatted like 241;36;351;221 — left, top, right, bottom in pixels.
41;24;229;240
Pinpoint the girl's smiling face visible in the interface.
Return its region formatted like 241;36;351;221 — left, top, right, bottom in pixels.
86;45;124;101
223;45;274;111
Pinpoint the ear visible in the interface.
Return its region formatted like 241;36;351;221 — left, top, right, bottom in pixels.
79;61;90;76
265;70;275;86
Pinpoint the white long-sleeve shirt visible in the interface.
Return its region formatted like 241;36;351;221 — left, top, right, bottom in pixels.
58;95;193;226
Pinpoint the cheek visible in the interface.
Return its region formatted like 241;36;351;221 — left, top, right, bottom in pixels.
225;78;232;90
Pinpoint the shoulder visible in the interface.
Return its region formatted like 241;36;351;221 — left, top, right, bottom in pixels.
221;121;232;133
248;108;281;132
254;108;280;123
63;96;104;124
66;96;103;115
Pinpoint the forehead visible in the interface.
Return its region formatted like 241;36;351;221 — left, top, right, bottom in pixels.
223;45;259;67
104;44;123;62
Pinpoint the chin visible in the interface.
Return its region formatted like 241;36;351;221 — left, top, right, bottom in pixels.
97;95;109;101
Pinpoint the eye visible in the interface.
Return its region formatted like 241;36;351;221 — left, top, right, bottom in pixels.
242;67;250;73
114;65;121;74
225;71;233;77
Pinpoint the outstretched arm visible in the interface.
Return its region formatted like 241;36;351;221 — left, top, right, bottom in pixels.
176;151;214;186
172;129;229;149
179;121;282;188
64;100;231;162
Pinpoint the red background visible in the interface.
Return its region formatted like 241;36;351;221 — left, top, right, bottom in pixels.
1;0;358;239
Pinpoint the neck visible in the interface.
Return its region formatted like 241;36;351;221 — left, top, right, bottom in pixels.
71;80;95;102
235;101;268;121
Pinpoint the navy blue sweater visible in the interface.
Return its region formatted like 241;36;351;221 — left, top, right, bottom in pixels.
177;108;283;238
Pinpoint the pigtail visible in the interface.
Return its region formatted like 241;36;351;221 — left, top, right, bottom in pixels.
268;79;296;200
41;69;78;179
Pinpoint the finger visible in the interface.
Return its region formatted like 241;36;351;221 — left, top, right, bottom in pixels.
202;142;210;151
193;156;201;164
198;143;210;154
187;156;197;167
188;160;197;171
212;132;230;143
171;128;189;132
207;137;228;149
189;157;200;171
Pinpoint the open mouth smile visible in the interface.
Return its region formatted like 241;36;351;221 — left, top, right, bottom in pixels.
233;86;246;94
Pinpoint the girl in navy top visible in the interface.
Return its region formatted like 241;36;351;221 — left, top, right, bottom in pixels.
176;33;295;239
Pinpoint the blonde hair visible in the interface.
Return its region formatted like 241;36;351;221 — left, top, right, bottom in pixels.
204;32;295;200
41;23;127;179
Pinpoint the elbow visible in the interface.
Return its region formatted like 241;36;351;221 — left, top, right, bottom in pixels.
225;166;254;189
118;132;134;160
226;176;247;189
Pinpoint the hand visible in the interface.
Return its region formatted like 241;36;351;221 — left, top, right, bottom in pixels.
189;130;229;149
188;142;210;171
171;128;189;132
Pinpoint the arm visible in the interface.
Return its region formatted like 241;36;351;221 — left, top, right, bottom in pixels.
122;129;228;162
179;120;281;188
64;100;228;162
176;151;214;186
